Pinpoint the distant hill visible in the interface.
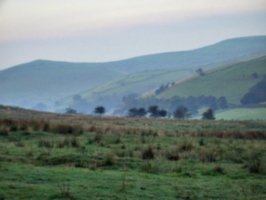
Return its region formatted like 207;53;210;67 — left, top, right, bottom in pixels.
155;55;266;105
66;36;266;112
1;36;266;112
0;60;124;109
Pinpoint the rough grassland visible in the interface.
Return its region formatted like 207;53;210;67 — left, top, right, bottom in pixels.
0;106;266;199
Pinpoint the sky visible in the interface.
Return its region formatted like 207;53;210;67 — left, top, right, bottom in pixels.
0;0;266;70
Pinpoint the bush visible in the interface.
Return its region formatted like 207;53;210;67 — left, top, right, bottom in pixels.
0;127;9;136
165;147;180;161
199;147;217;162
178;141;194;152
245;152;264;174
142;146;155;160
38;139;54;148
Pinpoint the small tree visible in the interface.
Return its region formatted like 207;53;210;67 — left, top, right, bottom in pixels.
138;108;147;118
173;106;189;119
128;107;138;117
65;108;77;114
218;96;228;109
94;106;105;116
158;109;167;118
202;108;215;120
148;105;159;118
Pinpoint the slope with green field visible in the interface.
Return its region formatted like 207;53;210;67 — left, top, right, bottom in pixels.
156;55;266;105
0;60;124;109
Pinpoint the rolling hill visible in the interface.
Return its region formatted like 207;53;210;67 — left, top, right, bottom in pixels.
0;60;124;109
1;36;266;113
155;55;266;105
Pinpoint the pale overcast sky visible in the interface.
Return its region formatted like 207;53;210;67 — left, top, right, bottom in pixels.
0;0;266;70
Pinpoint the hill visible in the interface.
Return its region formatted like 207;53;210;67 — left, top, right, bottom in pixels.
61;36;266;112
1;36;266;112
0;60;124;109
155;55;266;105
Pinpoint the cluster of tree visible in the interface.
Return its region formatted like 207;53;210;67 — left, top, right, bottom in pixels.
196;68;205;76
127;105;215;120
66;105;106;116
241;77;266;105
117;94;228;116
155;83;175;95
128;106;167;118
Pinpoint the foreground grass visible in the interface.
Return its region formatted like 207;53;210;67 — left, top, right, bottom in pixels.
0;108;266;199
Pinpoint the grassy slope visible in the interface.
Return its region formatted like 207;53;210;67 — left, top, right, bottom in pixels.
80;68;192;101
157;55;266;104
106;36;266;73
74;36;266;103
0;60;123;106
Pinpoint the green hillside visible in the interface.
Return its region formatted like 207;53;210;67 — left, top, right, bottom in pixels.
63;36;266;110
105;36;266;73
1;36;266;112
0;60;123;108
156;55;266;105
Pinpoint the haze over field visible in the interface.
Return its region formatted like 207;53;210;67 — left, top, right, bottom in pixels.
1;0;266;70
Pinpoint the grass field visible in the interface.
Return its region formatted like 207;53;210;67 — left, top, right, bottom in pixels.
0;106;266;199
215;108;266;120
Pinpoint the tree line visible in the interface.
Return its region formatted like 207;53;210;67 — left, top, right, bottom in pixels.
128;105;215;120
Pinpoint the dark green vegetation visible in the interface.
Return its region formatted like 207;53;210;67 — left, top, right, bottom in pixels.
0;106;266;199
1;36;266;115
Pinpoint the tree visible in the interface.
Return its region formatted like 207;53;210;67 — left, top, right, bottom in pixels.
65;108;77;114
138;108;147;118
196;68;205;76
202;108;215;120
94;106;105;116
173;106;189;119
241;78;266;105
218;96;228;109
128;107;147;118
158;109;167;118
148;105;159;118
128;107;138;117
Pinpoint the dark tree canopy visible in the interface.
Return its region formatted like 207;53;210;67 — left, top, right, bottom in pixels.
241;79;266;105
65;108;77;114
218;96;228;109
94;106;105;116
158;109;167;118
128;107;147;118
202;108;215;120
148;105;159;118
173;106;189;119
138;108;147;117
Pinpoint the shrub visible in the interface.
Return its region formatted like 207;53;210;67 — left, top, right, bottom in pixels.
70;137;80;148
38;139;54;148
199;147;217;162
165;147;180;161
140;161;159;173
142;146;155;160
244;151;264;174
102;152;116;167
178;141;194;152
0;127;9;136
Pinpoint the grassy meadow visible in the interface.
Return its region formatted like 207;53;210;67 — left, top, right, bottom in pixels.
0;106;266;199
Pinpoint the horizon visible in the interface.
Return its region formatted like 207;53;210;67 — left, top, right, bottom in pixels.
1;35;266;70
1;0;266;70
